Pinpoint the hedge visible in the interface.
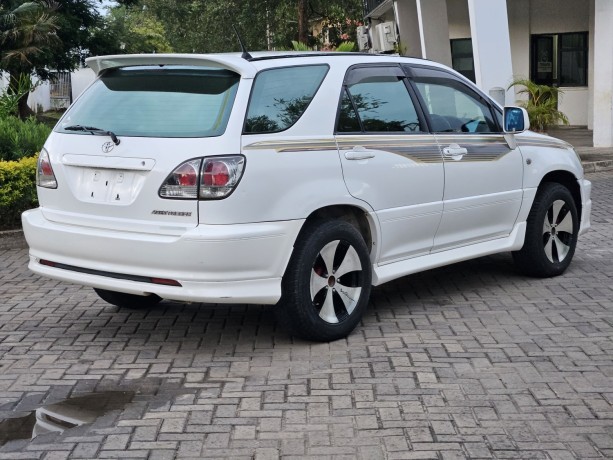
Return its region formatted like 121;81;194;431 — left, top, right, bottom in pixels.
0;156;38;230
0;116;51;161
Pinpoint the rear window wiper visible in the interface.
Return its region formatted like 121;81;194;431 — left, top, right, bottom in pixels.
63;125;120;145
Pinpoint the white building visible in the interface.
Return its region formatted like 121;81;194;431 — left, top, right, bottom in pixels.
363;0;613;147
0;68;95;114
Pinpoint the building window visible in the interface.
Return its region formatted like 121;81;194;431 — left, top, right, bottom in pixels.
531;32;588;87
450;38;475;83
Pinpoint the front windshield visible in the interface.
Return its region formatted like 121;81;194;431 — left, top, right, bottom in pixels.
56;66;240;138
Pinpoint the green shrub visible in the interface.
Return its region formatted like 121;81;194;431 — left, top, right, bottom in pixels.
0;116;51;161
508;78;569;132
335;41;356;52
0;156;38;230
0;74;36;118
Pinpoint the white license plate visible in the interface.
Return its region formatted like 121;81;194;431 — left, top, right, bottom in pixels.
79;168;140;204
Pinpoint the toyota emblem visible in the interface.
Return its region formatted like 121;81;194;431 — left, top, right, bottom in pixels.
102;141;115;153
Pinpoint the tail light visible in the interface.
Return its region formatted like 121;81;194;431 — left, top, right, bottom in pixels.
36;149;57;189
200;156;245;199
159;159;202;199
159;156;245;200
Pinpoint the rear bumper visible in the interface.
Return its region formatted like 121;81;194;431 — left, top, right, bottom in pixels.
22;208;304;304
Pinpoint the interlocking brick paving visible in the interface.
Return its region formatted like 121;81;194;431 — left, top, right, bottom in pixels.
1;171;612;459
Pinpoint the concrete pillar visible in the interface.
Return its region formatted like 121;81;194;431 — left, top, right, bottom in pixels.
506;0;530;101
416;0;452;67
467;0;514;105
593;0;613;147
393;0;422;58
587;0;595;130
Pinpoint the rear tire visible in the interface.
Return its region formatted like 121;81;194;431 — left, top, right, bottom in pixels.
94;288;162;309
513;182;579;277
277;219;372;342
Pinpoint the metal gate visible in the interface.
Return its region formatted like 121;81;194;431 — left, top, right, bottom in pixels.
49;72;71;110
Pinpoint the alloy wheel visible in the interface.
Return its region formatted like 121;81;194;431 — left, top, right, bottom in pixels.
542;199;574;263
309;240;363;324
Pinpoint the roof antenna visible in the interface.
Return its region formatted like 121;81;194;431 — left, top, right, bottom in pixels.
232;25;253;60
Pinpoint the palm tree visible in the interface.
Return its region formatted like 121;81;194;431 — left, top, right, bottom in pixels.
0;1;59;118
508;78;569;132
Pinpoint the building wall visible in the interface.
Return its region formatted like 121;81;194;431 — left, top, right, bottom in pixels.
558;88;589;125
529;0;589;34
27;79;51;113
588;0;595;129
1;67;97;114
370;0;602;134
445;0;592;125
507;0;530;86
448;0;471;39
513;0;591;125
71;68;96;102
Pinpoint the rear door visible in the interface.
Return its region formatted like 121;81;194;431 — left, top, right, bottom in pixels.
335;65;444;264
41;66;243;235
409;66;524;250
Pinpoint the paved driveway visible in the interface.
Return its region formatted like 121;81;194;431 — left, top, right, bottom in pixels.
1;171;612;459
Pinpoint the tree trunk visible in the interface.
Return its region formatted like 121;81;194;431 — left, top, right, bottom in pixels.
297;0;308;44
8;72;36;120
18;93;35;119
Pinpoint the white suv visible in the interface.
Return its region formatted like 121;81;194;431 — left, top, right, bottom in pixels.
22;52;592;341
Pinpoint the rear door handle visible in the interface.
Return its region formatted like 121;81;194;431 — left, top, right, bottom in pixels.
344;149;376;160
442;143;467;160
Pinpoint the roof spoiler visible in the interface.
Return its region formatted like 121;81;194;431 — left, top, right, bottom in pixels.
85;54;257;78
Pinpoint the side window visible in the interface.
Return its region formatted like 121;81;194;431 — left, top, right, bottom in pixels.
338;89;361;132
337;66;425;133
412;69;498;133
244;65;328;134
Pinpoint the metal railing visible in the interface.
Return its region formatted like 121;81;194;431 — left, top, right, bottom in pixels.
363;0;386;17
49;72;71;109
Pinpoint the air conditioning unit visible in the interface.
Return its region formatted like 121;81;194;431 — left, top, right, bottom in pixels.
356;26;370;51
374;21;396;53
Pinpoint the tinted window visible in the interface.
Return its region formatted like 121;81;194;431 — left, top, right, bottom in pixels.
338;67;424;133
56;66;240;138
559;33;588;86
337;89;361;132
244;65;328;134
530;32;588;87
413;70;498;133
450;38;475;83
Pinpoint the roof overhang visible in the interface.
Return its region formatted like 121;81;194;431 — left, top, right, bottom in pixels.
366;0;394;19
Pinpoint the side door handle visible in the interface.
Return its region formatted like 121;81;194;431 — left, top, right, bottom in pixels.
442;143;467;161
344;147;375;161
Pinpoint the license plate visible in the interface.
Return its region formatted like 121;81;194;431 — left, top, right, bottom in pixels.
80;168;140;204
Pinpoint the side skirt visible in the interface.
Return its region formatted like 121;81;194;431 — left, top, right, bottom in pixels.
372;222;526;286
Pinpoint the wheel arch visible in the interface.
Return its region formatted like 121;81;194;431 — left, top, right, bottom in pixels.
538;170;582;221
298;204;377;254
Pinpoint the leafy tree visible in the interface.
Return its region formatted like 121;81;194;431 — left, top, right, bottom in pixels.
139;0;363;53
0;0;59;118
0;0;137;119
90;5;172;55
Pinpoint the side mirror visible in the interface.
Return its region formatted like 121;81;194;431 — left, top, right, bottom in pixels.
503;106;530;133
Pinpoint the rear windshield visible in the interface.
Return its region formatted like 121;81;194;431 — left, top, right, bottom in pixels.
55;66;240;138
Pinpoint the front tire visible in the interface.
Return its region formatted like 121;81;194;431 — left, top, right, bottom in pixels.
513;182;579;277
94;288;162;309
278;219;372;342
